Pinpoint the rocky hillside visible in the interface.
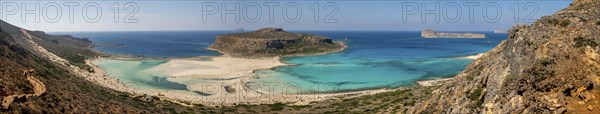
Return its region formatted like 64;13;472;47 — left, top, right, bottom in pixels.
411;0;600;113
209;28;345;57
0;21;99;71
0;20;221;113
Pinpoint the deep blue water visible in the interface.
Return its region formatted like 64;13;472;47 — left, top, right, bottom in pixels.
52;31;236;57
52;31;507;93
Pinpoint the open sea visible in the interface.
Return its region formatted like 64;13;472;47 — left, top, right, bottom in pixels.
51;31;507;93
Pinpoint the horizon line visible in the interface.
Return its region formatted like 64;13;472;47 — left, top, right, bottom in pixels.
10;24;515;33
45;29;501;32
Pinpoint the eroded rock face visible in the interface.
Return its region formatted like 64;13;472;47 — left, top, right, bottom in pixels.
410;0;600;113
209;28;344;57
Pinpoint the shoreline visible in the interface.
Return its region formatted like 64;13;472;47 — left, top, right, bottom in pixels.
461;53;485;60
86;40;464;106
84;41;403;106
416;78;454;86
84;40;462;106
281;41;348;57
206;41;348;59
88;56;399;106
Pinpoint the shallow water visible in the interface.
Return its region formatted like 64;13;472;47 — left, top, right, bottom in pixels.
61;31;506;93
92;59;207;90
248;31;506;93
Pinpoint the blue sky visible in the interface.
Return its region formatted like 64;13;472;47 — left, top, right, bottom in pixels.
0;0;571;32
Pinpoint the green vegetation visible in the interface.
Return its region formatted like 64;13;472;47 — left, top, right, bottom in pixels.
574;36;598;48
469;87;484;106
504;74;519;85
23;31;100;71
290;105;312;110
304;86;439;113
466;75;474;81
270;102;286;111
194;103;204;107
536;58;555;67
466;66;484;81
547;18;570;27
147;86;436;113
525;58;555;81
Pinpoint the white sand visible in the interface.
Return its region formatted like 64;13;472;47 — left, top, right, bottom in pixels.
463;53;484;60
145;56;286;79
86;55;396;106
417;78;453;86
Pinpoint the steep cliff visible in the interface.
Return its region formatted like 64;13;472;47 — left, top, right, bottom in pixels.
209;28;345;57
411;0;600;113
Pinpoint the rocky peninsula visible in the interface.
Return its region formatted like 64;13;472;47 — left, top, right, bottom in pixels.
421;29;486;38
209;28;346;58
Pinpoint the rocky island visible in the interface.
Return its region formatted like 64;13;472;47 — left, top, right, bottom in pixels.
209;28;346;58
421;29;486;38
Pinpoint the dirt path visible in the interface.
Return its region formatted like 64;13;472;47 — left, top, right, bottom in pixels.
1;69;46;109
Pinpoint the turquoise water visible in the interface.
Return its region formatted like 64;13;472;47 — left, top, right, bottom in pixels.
248;31;505;93
92;59;185;90
55;31;506;93
248;56;472;94
93;59;212;90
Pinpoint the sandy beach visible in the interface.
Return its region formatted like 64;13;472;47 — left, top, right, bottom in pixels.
416;78;454;86
145;56;286;79
84;54;397;106
462;53;485;60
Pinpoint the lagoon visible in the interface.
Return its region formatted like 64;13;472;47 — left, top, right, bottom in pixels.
56;31;507;93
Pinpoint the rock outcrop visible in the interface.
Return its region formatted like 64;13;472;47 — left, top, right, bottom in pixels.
209;28;345;57
421;29;486;38
411;0;600;113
